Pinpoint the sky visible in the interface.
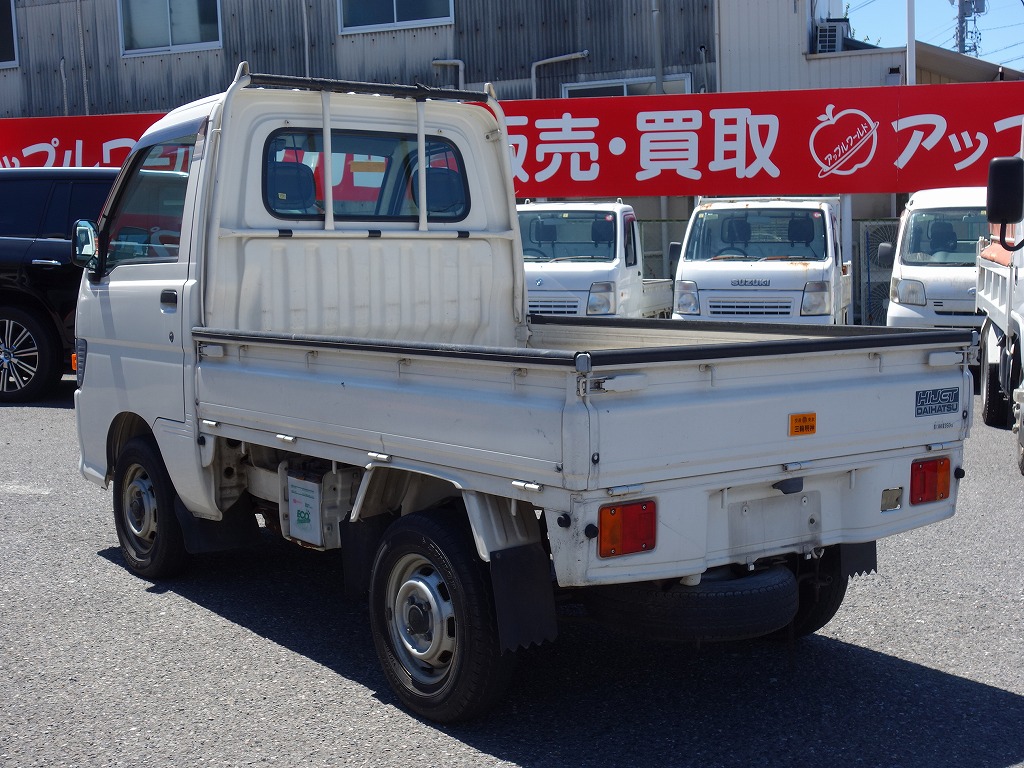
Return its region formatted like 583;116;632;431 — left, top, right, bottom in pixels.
846;0;1024;68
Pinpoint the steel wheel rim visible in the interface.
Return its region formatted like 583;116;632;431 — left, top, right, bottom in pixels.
121;463;158;556
0;318;39;394
385;552;457;687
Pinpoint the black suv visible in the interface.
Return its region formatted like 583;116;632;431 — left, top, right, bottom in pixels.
0;167;118;401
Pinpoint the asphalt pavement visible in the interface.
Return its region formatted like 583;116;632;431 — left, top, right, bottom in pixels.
1;378;1022;767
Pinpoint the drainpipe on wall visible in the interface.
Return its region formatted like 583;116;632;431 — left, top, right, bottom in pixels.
76;0;89;115
530;50;589;99
432;59;465;90
301;0;310;78
651;0;670;277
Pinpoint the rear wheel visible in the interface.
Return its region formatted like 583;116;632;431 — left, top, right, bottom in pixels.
980;338;1009;428
113;436;188;579
783;546;849;638
0;307;60;402
369;508;515;723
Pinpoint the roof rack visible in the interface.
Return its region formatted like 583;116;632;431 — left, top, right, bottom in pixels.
239;63;489;103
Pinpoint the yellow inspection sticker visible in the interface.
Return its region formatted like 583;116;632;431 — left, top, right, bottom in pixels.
789;412;816;436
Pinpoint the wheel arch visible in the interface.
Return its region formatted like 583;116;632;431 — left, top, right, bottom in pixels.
351;465;545;561
354;465;556;652
104;412;153;485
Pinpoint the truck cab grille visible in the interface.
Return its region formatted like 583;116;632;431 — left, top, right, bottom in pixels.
529;298;581;315
708;298;793;317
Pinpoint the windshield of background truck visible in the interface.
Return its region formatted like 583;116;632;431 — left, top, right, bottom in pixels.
517;210;618;262
897;207;985;268
684;208;827;262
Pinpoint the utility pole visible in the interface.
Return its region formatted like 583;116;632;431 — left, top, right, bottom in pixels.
952;0;985;56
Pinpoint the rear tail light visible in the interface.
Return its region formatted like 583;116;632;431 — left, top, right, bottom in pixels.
910;457;950;504
598;499;656;557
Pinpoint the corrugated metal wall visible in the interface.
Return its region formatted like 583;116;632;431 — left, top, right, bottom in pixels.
0;0;716;117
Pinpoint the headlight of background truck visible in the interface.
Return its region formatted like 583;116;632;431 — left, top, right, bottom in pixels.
587;282;617;315
891;277;926;306
800;281;832;316
674;280;700;315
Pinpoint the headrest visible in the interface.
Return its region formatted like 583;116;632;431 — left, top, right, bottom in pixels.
788;217;815;245
591;218;614;244
413;167;465;215
723;217;750;244
532;220;557;243
267;162;316;213
929;220;956;250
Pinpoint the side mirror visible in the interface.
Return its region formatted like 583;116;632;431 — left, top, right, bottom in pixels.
876;242;895;269
71;219;100;272
988;157;1024;224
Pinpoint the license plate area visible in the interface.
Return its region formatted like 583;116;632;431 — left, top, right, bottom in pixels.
727;490;822;557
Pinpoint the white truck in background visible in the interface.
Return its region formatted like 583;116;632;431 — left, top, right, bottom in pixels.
881;186;987;333
977;159;1024;460
671;196;852;324
517;200;672;318
72;63;974;723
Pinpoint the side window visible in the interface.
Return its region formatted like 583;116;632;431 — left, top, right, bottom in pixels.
0;0;18;67
264;129;468;223
0;180;51;238
105;137;194;268
120;0;221;55
339;0;452;33
44;181;112;239
624;216;638;267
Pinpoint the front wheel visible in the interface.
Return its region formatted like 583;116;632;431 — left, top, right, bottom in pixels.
113;436;188;579
369;508;515;723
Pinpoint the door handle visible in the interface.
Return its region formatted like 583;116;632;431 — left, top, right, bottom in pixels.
160;289;178;308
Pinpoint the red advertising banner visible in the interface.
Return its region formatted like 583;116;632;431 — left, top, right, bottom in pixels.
2;82;1023;198
0;113;160;169
503;81;1024;197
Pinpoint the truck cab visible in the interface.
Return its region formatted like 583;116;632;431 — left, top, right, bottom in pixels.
883;186;986;332
671;196;851;324
517;201;671;318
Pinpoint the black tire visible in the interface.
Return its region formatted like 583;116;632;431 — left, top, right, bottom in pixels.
581;565;798;642
369;508;515;723
980;339;1009;428
1017;430;1024;477
0;307;60;402
112;435;188;579
781;547;849;638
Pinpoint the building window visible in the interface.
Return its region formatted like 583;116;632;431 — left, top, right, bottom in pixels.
339;0;453;33
563;75;692;98
0;0;18;67
120;0;221;55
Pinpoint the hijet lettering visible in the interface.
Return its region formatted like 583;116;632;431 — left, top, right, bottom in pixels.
915;387;959;417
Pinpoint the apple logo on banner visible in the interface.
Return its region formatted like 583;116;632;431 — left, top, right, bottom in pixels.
810;104;879;179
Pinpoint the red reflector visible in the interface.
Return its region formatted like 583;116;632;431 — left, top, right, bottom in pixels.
598;499;656;557
71;353;78;372
910;457;951;504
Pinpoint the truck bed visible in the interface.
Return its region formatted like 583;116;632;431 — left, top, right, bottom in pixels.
191;315;973;583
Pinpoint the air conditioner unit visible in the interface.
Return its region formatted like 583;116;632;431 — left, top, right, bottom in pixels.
816;18;851;53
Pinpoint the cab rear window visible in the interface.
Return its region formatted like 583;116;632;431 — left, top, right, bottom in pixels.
263;128;468;222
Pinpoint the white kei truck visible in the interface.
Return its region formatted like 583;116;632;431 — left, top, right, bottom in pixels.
73;63;974;723
881;186;987;333
671;197;852;324
516;200;672;318
977;157;1024;467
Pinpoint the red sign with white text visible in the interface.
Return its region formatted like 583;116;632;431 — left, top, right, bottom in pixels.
503;81;1024;197
0;113;160;169
2;82;1023;197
